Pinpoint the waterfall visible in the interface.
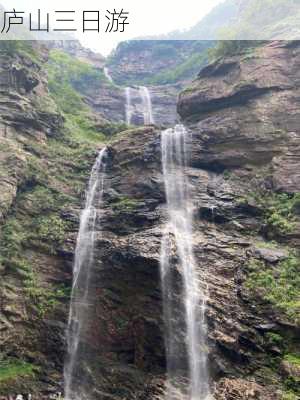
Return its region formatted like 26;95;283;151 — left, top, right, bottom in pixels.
160;125;211;400
139;86;154;125
103;67;113;83
125;87;132;125
64;147;107;400
124;86;154;126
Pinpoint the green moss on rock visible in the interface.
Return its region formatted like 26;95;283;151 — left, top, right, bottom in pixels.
45;49;108;145
284;353;300;367
0;358;39;392
111;196;140;213
245;254;300;325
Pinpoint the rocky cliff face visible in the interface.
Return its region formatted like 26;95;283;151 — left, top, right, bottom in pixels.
80;80;179;127
46;41;179;127
92;40;213;127
150;84;180;126
0;43;62;221
0;40;299;400
78;41;300;399
178;40;300;397
107;41;208;86
47;40;106;69
0;42;100;395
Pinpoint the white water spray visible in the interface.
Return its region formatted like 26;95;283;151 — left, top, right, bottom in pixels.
64;147;107;400
139;86;154;125
104;67;113;83
160;125;211;400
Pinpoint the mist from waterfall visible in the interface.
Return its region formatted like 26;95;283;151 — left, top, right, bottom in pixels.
64;147;107;400
160;125;211;400
139;86;154;125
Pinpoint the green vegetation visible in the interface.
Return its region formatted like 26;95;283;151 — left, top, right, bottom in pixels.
255;240;278;250
262;332;300;398
246;254;300;324
25;154;50;186
284;353;300;366
0;357;41;394
283;353;300;394
32;215;69;251
18;185;67;213
108;40;211;85
46;49;106;102
208;40;262;60
240;0;300;28
64;114;105;143
0;41;42;64
0;208;71;317
100;122;128;137
45;49;127;142
0;211;70;316
46;49;106;144
0;132;96;318
150;43;179;58
0;41;23;55
147;51;208;85
206;0;300;61
0;359;37;384
209;0;300;60
265;332;284;347
260;318;300;397
282;392;299;400
264;193;300;236
111;196;140;213
24;269;69;317
1;147;83;257
0;37;132;392
22;138;95;198
239;191;300;236
0;218;25;269
284;357;300;394
282;393;299;400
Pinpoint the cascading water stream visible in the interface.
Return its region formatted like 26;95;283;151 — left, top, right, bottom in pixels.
160;125;211;400
125;86;154;125
64;147;107;400
139;86;154;125
104;67;113;83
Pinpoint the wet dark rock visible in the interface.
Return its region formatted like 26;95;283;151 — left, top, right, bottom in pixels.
254;323;277;332
251;247;287;263
178;41;300;193
1;40;300;400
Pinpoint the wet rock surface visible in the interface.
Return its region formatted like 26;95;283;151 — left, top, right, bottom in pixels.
81;41;300;399
0;40;299;400
178;41;300;192
0;44;97;396
83;82;179;127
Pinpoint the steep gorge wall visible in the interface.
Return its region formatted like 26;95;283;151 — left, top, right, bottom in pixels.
45;40;181;127
0;43;102;395
0;40;299;400
84;40;300;399
176;40;300;398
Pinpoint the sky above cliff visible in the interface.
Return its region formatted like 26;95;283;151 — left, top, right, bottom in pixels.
0;0;223;55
